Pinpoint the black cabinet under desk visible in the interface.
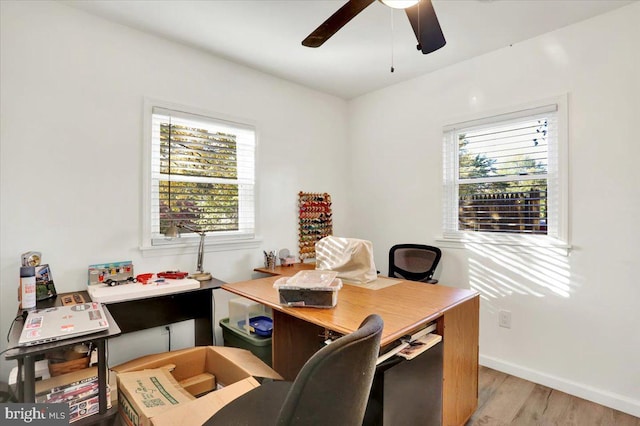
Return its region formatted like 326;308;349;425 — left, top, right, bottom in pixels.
364;341;443;426
104;277;224;346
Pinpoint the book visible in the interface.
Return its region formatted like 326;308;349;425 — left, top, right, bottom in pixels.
38;379;99;404
36;367;98;397
36;367;99;403
69;385;111;423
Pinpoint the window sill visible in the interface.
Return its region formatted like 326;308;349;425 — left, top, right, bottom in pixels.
436;234;571;256
140;237;263;257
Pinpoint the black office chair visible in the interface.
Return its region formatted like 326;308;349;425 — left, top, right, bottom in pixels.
204;314;384;426
388;244;442;284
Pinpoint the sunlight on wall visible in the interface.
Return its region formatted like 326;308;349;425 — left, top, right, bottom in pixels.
542;39;570;67
465;243;572;309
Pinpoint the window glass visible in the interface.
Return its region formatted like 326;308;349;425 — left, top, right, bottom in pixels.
147;106;255;246
443;100;567;246
457;115;549;235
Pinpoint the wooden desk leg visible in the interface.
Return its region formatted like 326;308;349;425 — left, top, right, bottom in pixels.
272;311;325;381
23;355;36;402
97;340;107;414
442;296;479;426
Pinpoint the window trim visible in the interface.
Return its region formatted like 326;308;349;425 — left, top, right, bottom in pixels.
439;95;570;253
140;98;261;254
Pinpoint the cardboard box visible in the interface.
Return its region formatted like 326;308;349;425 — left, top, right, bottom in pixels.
116;368;194;426
111;346;283;426
152;378;260;426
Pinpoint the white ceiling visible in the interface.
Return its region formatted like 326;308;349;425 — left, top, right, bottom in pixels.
62;0;633;99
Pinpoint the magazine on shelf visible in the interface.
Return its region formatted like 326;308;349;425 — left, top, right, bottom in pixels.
36;367;99;398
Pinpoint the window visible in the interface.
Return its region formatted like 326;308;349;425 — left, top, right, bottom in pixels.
143;102;256;249
443;97;568;247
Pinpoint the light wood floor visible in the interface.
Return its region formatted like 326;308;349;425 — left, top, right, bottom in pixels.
466;366;640;426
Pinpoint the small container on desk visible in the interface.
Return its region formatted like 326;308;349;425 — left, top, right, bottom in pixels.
273;270;343;308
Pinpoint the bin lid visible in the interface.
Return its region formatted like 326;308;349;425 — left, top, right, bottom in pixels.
274;271;342;291
238;316;273;337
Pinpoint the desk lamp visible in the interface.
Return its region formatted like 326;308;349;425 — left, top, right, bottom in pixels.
164;222;212;282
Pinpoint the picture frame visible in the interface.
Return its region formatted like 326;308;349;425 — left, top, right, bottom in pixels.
35;264;57;301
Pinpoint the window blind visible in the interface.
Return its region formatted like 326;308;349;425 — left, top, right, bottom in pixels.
150;107;255;243
443;104;559;237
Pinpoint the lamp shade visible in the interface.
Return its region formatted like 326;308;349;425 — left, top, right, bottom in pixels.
380;0;419;9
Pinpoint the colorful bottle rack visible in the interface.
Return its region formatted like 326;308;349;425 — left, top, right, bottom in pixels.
298;192;333;261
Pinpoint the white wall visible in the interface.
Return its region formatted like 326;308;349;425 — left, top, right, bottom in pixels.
2;0;639;418
348;3;640;417
0;1;348;378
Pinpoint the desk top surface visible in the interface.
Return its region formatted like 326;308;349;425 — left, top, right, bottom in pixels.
227;265;478;346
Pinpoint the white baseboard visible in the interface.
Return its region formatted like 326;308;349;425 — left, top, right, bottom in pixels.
479;354;640;418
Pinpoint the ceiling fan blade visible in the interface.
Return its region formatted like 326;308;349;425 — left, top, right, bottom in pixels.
302;0;376;48
405;0;446;54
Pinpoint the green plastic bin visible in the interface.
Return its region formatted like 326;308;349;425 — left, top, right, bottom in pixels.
219;318;272;367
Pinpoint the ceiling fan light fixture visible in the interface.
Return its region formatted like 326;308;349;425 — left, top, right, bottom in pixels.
302;0;444;54
380;0;420;9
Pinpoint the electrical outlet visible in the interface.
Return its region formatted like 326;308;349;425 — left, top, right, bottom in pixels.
498;310;511;329
161;325;170;335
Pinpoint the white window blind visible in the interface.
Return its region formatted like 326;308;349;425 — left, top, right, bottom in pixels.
149;106;255;245
443;101;567;245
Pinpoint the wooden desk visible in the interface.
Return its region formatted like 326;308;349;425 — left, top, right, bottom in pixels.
225;269;479;425
254;262;315;276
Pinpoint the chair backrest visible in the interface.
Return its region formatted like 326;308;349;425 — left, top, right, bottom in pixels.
276;314;384;426
388;244;442;284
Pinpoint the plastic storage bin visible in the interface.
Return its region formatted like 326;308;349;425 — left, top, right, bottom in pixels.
220;318;272;367
273;270;343;308
229;297;272;335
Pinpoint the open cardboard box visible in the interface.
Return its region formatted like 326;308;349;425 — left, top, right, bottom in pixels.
111;346;283;426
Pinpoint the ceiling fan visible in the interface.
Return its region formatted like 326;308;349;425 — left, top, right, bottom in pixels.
302;0;446;54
